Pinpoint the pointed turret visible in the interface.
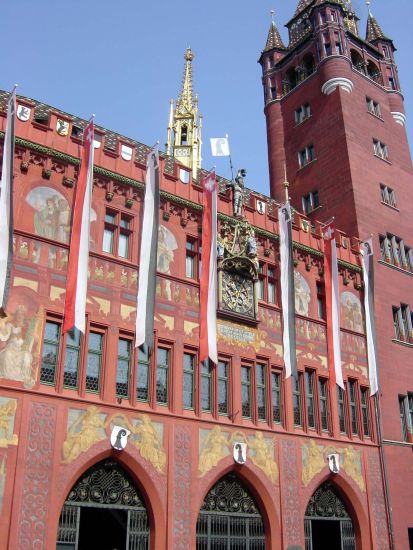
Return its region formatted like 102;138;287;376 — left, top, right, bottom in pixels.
263;20;286;52
293;0;313;17
166;48;202;179
366;7;391;43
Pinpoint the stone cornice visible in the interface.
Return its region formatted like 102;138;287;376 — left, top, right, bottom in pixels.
0;132;361;273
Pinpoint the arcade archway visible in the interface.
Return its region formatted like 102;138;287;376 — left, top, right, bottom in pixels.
196;473;265;549
56;459;150;550
304;481;356;550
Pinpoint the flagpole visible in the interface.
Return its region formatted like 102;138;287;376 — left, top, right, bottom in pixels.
226;134;235;181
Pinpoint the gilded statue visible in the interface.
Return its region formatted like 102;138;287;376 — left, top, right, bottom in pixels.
62;406;106;464
342;447;365;491
133;414;166;473
302;440;325;486
249;432;278;483
0;399;18;447
199;426;229;476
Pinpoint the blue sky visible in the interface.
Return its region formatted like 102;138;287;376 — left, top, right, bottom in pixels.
2;0;412;196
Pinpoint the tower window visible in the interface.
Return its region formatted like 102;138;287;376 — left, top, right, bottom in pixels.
180;125;188;145
298;145;316;168
295;103;311;124
393;304;413;343
379;234;413;272
373;139;389;161
323;32;332;56
330;10;338;22
399;396;409;441
380;184;397;208
302;190;319;214
334;32;343;55
366;97;381;118
382;45;390;58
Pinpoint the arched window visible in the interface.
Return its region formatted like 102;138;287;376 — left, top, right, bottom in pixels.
350;49;366;75
56;459;150;550
196;473;265;549
366;60;383;84
303;53;316;77
304;481;356;550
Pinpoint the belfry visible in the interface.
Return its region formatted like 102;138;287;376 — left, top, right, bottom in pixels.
166;47;202;179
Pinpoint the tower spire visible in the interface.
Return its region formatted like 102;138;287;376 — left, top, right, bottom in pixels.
166;48;202;179
263;10;286;51
365;1;390;43
177;48;195;111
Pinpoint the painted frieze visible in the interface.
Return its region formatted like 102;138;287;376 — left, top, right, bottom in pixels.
198;426;278;482
301;440;365;491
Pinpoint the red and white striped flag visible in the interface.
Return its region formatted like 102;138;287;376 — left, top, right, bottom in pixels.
0;88;16;317
199;171;218;364
322;222;344;389
63;120;94;334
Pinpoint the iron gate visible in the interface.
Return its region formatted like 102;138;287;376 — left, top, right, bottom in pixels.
196;473;265;549
304;482;356;550
56;460;150;550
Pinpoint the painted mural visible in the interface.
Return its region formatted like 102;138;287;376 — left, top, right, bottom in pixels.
157;224;178;302
294;271;311;316
198;426;278;482
0;398;18;448
62;406;107;464
25;186;97;248
26;187;71;243
341;291;364;333
0;297;42;389
110;413;166;473
301;440;365;491
62;408;167;473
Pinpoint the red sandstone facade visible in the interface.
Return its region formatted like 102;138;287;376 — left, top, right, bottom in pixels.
261;1;413;548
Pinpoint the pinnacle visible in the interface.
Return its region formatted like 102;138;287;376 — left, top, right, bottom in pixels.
366;11;390;43
264;21;286;52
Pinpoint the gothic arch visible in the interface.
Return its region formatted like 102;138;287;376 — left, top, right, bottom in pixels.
195;463;281;550
303;475;371;550
53;448;166;550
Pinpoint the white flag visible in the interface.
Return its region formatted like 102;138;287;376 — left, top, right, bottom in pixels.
0;88;16;316
210;137;230;157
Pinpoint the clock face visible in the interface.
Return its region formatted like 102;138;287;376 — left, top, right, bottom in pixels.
222;272;254;316
175;147;190;157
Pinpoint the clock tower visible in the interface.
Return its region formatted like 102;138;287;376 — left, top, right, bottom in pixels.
166;48;202;179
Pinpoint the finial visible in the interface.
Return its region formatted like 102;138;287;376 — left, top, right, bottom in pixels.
185;47;194;61
366;0;372;16
270;9;275;24
283;162;289;203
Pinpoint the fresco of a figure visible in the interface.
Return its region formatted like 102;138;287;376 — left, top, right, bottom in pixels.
341;292;364;333
157;225;177;274
25;186;97;247
294;271;311;316
0;297;42;389
26;187;71;242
